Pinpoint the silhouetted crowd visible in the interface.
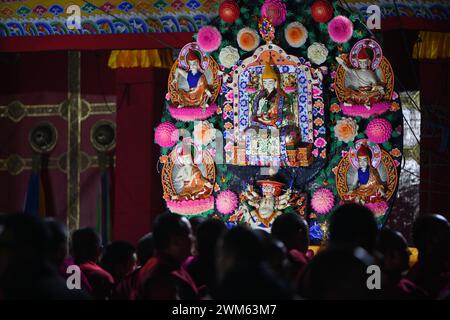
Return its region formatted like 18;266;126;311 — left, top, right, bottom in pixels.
0;203;449;300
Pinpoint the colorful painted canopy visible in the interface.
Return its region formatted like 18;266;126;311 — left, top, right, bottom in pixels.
0;0;448;39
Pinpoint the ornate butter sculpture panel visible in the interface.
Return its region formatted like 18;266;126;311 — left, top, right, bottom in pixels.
223;43;326;167
154;3;405;233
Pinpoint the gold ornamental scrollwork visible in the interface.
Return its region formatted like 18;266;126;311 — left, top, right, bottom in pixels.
0;101;116;122
4;154;26;176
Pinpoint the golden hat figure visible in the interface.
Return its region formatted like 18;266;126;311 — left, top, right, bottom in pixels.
252;60;290;127
262;61;278;80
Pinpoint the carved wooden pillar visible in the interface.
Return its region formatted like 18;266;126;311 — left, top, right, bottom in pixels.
67;51;81;232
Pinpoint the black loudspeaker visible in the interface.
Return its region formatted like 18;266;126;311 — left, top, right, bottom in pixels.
29;122;57;153
91;120;116;152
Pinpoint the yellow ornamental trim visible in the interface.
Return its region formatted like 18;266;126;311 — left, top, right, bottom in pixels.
413;31;450;60
108;49;173;69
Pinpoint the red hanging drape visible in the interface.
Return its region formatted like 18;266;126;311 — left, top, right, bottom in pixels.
419;59;450;221
114;67;167;244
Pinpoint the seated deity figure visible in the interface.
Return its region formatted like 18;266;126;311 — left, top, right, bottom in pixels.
345;143;386;204
252;62;292;127
336;46;386;109
241;180;292;228
173;148;213;201
172;49;212;109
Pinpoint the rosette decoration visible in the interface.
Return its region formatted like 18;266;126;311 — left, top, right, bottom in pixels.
366;118;393;144
328;15;353;43
307;42;329;65
334;117;359;143
237;27;260;51
219;46;240;69
219;0;240;23
284;22;308;48
216;190;239;215
155;122;179;148
197;26;222;53
311;188;335;214
311;0;334;23
261;0;287;27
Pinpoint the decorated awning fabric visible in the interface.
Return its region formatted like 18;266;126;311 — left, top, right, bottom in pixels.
108;49;173;69
0;0;217;37
0;0;449;39
412;31;450;59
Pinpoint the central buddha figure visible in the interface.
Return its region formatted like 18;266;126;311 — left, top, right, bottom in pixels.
252;61;292;128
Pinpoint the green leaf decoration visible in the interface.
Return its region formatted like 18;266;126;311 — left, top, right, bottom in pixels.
356;133;365;139
392;130;400;138
382;141;392;150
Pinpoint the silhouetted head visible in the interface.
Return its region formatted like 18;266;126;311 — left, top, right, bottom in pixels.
189;217;206;235
302;246;375;299
0;214;90;300
271;213;309;253
413;214;450;264
216;226;263;282
189;216;207;255
100;241;136;283
0;213;51;274
375;229;410;277
196;219;226;259
136;232;154;266
214;226;293;300
44;218;68;267
256;230;288;277
329;203;378;254
153;213;193;263
70;227;101;265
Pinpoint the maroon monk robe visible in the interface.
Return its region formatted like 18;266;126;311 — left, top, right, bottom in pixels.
79;261;114;300
133;254;199;300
